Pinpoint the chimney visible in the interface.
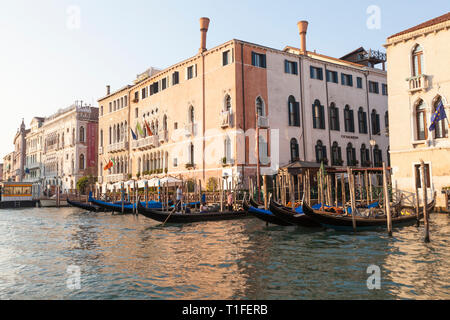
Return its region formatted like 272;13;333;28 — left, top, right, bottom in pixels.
297;21;309;54
199;17;210;53
106;85;111;96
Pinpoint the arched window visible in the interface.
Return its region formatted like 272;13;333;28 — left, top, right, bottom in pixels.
290;138;299;162
415;100;427;141
346;143;356;166
256;97;265;117
224;95;232;111
315;140;327;163
189;106;195;123
360;144;370;167
344;105;355;132
313;100;325;129
358;107;368;134
433;97;448;139
224;136;232;162
331;142;342;166
412;44;424;76
371;109;380;135
79;154;85;170
288;96;300;127
373;145;382;167
100;130;103;147
329;103;340;131
163;115;168;131
189;143;194;165
116;124;120;142
79;126;85;143
109;126;112;144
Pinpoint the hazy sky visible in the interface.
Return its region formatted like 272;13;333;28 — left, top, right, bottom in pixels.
1;0;449;159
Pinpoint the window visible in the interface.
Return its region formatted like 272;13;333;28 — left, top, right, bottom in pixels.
134;91;139;102
331;142;342;166
161;78;167;90
341;73;353;87
79;154;85;170
358;107;368;134
357;77;363;89
79;126;85;142
100;130;103;147
385;111;389;130
326;70;338;83
224;95;232;111
173;157;178;167
142;87;147;99
414;163;430;189
100;106;103;116
315;140;327;163
187;65;196;79
369;81;379;94
329;103;340;131
360;144;370;167
223;50;231;66
382;84;388;96
285;60;298;75
412;45;424;76
251;52;266;68
373;145;382;167
189;143;194;165
344;105;355;133
150;82;159;95
415;100;427;141
224;136;232;161
346;143;356;166
288;96;300;126
109;102;112;113
172;71;179;85
312;100;325;129
174;122;178;130
109;127;112;144
189;106;195;123
371;110;381;135
256;97;265;117
113;100;116;111
433;97;448;139
310;66;323;80
290;138;299;162
135;108;139;118
124;96;128;106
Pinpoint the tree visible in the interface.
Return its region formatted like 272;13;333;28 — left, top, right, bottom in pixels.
206;177;218;192
76;176;89;194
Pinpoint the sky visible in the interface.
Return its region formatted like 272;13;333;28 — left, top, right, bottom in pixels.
0;0;449;159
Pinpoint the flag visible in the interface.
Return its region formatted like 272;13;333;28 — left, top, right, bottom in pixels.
136;121;144;137
130;128;137;140
144;120;153;136
103;160;113;171
429;100;447;131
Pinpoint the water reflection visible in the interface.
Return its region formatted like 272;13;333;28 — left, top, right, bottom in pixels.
0;207;448;299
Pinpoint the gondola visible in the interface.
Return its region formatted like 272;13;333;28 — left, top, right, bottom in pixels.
137;201;251;223
269;200;323;228
243;198;293;226
67;198;107;212
89;195;163;214
302;198;436;231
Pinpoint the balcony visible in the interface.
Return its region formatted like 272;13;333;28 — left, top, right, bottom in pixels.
131;135;159;150
106;141;129;153
220;110;232;128
408;74;428;94
220;157;235;167
257;115;269;128
106;174;128;183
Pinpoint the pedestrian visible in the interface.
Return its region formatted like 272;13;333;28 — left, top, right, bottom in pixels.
176;185;183;211
227;191;233;211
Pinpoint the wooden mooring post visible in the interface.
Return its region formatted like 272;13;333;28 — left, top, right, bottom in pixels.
121;182;125;214
420;160;430;243
263;175;268;211
383;162;392;236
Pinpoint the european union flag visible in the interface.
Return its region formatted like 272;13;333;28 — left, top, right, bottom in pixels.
130;128;137;140
429;101;447;131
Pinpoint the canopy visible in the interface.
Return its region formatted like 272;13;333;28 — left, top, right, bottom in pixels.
159;176;182;186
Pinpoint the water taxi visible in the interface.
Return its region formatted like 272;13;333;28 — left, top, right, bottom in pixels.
0;182;40;208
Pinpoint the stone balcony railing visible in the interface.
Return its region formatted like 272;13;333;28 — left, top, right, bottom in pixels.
220;110;232;128
107;141;129;153
257;115;269;128
407;74;428;94
131;135;159;150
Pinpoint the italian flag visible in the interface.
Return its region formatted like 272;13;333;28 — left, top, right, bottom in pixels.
103;159;115;171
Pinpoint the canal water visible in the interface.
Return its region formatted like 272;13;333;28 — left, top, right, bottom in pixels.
0;207;448;300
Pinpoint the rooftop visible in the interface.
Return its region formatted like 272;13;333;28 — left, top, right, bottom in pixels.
387;12;450;39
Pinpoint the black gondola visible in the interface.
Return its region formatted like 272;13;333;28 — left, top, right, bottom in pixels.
137;201;251;223
67;198;107;212
243;198;293;226
268;200;323;228
302;199;436;230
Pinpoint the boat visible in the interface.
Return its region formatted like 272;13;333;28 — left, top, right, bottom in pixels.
243;198;293;226
0;182;40;208
137;201;251;223
66;198;108;212
89;195;164;214
302;199;436;231
268;200;323;227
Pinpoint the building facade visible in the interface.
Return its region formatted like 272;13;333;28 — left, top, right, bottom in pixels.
12;120;29;182
24;117;45;196
385;12;450;209
2;152;14;182
97;18;389;190
41;103;99;193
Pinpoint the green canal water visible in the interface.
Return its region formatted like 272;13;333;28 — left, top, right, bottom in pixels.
0;207;448;300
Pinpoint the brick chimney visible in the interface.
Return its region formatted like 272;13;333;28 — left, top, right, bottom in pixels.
106;85;111;95
199;17;210;53
297;21;309;54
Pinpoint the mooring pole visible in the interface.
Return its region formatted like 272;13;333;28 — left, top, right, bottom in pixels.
347;167;356;232
415;186;420;227
383;162;392;236
263;175;268;211
121;182;125;214
420;160;430;243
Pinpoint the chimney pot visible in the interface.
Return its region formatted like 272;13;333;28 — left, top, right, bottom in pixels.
199;17;210;53
297;20;309;54
106;85;111;95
